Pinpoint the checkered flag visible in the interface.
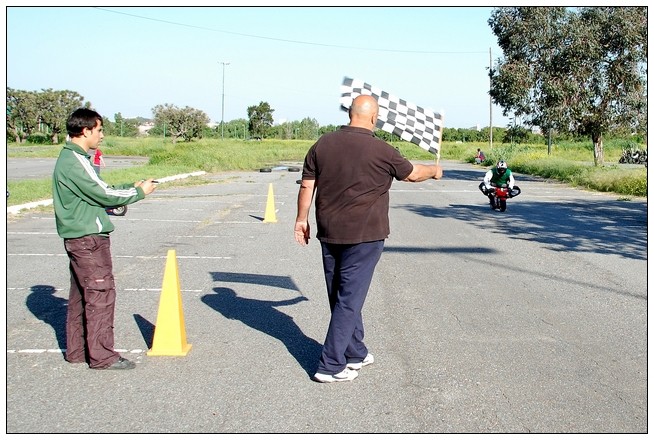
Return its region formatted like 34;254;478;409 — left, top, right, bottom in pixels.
340;77;444;156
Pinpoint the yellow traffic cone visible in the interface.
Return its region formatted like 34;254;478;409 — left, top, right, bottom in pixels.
147;249;192;356
263;183;277;223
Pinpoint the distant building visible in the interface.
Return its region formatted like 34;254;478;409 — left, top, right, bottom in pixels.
138;122;155;135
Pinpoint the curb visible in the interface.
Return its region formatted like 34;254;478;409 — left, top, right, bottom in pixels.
7;171;207;215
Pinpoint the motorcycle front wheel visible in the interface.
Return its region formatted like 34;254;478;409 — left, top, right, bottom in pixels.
108;206;128;216
499;199;507;212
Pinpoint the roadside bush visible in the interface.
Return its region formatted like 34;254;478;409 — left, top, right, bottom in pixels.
584;167;647;197
484;144;522;165
513;158;588;181
25;133;52;145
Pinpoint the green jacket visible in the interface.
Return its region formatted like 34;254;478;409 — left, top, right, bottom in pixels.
52;142;145;239
490;167;513;187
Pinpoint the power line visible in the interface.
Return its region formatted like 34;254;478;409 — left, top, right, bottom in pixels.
94;7;487;55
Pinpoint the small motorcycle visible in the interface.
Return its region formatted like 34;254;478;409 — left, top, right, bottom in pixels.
106;206;128;216
480;183;521;212
104;179;158;216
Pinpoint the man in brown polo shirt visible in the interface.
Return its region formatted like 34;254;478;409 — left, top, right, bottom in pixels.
294;94;442;383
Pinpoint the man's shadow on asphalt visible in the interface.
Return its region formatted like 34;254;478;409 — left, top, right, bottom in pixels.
201;283;322;376
26;285;67;357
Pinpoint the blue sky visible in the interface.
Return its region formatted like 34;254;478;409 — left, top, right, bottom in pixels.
6;6;512;129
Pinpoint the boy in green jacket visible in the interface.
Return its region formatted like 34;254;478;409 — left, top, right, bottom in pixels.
52;108;157;370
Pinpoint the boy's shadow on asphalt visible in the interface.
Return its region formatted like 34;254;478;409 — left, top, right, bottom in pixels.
26;285;67;358
201;285;322;376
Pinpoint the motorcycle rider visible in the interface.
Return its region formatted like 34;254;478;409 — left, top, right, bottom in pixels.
479;160;515;204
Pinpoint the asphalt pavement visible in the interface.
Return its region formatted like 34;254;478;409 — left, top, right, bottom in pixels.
5;160;648;434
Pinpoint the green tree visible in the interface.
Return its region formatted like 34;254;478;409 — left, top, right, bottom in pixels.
297;117;320;140
202;119;248;139
319;124;339;136
247;101;274;139
151;104;210;143
503;124;530;145
488;7;647;165
108;113;139;137
7;88;39;143
286;121;297;139
270;118;320;140
6;88;89;144
224;118;249;139
270;120;295;139
37;89;89;144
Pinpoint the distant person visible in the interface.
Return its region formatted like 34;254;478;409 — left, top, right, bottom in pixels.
52;108;157;370
92;147;106;175
474;148;486;164
294;94;443;383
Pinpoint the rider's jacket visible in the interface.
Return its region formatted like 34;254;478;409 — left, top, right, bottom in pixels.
483;167;514;189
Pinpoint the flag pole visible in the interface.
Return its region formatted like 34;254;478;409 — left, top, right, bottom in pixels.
437;109;445;166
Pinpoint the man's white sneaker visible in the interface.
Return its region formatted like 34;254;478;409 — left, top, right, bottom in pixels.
346;353;374;371
313;368;359;383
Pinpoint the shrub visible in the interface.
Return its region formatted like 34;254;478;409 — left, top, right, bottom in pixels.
26;133;52;145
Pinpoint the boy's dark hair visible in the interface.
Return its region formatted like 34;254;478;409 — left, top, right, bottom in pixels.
66;108;103;137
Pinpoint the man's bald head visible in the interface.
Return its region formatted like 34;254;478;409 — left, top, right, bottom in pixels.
348;95;379;130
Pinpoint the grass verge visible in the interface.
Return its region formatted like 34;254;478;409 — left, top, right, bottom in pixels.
7;137;647;206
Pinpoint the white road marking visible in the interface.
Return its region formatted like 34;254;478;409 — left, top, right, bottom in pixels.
7;254;232;259
7;287;202;293
8;348;147;354
8;232;58;235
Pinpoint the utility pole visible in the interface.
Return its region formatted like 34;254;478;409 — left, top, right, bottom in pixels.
219;61;230;139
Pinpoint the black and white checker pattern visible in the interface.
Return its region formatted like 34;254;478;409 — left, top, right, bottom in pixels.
339;77;443;155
